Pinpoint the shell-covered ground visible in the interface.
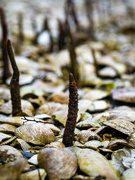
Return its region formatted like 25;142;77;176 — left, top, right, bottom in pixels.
0;0;135;180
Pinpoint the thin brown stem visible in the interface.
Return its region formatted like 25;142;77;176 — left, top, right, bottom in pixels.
0;7;10;82
7;39;21;116
63;73;78;147
66;21;79;86
91;48;99;77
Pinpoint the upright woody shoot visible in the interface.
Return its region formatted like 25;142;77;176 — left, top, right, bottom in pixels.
63;73;78;147
7;40;22;116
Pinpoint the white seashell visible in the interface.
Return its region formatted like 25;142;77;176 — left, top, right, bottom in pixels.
81;89;110;101
38;148;78;180
78;99;92;112
28;154;38;165
37;31;50;46
121;168;135;180
15;123;55;145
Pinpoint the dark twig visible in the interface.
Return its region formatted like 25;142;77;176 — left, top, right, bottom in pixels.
42;17;53;52
21;117;54;125
65;0;80;31
18;13;24;44
66;20;79;86
0;7;10;82
91;48;99;77
58;19;66;50
85;0;95;39
7;40;21;116
63;73;78;147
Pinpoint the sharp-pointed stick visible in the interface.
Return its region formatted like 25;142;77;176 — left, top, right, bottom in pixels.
63;73;78;147
7;40;21;116
0;7;10;82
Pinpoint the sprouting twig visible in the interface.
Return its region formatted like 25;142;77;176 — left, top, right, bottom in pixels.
85;0;94;39
7;40;21;116
18;13;24;44
63;73;78;147
91;48;99;77
0;7;10;82
58;19;66;50
66;21;79;86
42;17;53;52
65;0;80;31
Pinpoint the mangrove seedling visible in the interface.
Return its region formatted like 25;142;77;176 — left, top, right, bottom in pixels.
91;48;99;77
0;7;10;82
18;13;24;44
63;73;78;147
66;21;79;86
58;19;66;50
65;0;80;31
85;0;95;39
7;40;22;116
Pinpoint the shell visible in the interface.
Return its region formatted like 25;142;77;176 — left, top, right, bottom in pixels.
77;149;120;180
28;154;38;165
44;141;65;148
110;149;131;174
0;116;24;126
0;100;34;116
15;123;55;145
99;67;117;78
77;129;102;144
38;148;78;180
0;158;27;180
87;100;110;112
103;119;135;136
0;124;17;133
52;110;80;126
18;168;46;180
78;99;92;112
37;102;68;115
81;89;110;101
112;88;135;103
76;120;100;129
0;132;11;143
79;112;92;122
16;139;31;151
84;140;103;150
108;139;134;150
52;110;68;126
121;168;135;180
0;145;23;163
49;92;69;104
72;174;92;180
